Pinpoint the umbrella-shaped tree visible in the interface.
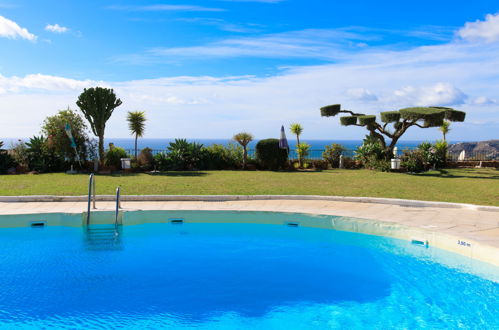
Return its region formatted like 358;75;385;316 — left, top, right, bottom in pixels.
76;87;122;163
233;132;253;169
127;111;146;159
320;104;466;158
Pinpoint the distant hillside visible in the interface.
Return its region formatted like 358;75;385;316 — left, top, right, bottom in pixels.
448;140;499;160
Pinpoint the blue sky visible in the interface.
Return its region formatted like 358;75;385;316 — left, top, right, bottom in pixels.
0;1;498;140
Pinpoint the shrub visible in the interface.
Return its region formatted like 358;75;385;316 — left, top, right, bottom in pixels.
256;138;288;170
296;143;311;167
41;109;91;165
153;152;170;171
0;141;14;174
401;149;426;173
343;157;361;169
363;155;391;171
10;140;30;171
418;141;447;169
433;140;448;168
137;147;154;170
298;159;328;170
105;147;128;169
323;143;346;168
26;135;65;172
167;139;204;170
202;143;243;170
355;135;388;168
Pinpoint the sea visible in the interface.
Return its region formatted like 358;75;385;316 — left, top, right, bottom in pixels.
1;138;430;151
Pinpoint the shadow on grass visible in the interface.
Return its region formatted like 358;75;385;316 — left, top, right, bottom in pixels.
85;172;209;177
92;173;142;177
147;171;209;177
410;168;499;180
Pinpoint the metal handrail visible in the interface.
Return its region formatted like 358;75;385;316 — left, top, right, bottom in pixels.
86;173;96;226
115;186;121;228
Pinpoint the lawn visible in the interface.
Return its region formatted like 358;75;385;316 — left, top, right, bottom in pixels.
0;168;497;206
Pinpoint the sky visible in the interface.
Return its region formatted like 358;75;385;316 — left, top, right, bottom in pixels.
0;0;498;141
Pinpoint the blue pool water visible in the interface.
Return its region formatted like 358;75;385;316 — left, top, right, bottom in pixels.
0;222;497;329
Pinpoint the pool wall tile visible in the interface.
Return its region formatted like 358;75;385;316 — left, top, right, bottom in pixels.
0;209;497;274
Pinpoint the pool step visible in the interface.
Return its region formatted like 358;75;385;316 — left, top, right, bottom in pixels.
85;225;122;250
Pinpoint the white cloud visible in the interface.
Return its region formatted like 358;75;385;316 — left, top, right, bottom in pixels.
0;15;36;41
347;88;378;101
175;18;263;33
458;13;499;43
393;83;467;107
1;15;499;140
45;24;69;33
108;4;225;12
116;29;370;63
0;73;97;94
472;96;496;105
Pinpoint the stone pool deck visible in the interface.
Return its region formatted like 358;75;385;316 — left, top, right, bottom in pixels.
0;196;498;267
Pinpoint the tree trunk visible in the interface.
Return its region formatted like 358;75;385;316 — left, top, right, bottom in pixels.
296;135;302;167
134;134;138;160
386;134;404;160
368;128;390;159
443;133;446;142
243;147;247;169
98;134;105;166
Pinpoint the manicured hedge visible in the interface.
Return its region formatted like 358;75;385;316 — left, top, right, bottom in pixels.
358;115;376;126
255;138;288;170
380;111;401;123
320;104;341;117
399;107;447;126
340;116;357;126
445;109;466;122
424;117;444;127
431;107;466;122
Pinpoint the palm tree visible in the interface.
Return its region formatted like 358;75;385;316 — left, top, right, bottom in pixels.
290;123;304;166
127;111;146;159
439;121;451;142
233;132;253;169
289;123;303;146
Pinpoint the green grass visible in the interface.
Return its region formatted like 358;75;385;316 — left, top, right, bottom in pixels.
0;168;498;206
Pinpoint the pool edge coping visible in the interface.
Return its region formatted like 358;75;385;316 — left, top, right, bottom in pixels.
1;195;498;212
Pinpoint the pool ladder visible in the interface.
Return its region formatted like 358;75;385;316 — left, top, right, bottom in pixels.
85;174;123;250
86;173;96;226
86;173;122;228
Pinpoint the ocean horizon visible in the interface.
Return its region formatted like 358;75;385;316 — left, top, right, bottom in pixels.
1;137;465;151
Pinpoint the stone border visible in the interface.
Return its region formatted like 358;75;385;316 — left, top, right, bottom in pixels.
0;195;498;212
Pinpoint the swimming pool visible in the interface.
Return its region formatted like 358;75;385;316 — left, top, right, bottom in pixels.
0;211;497;329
